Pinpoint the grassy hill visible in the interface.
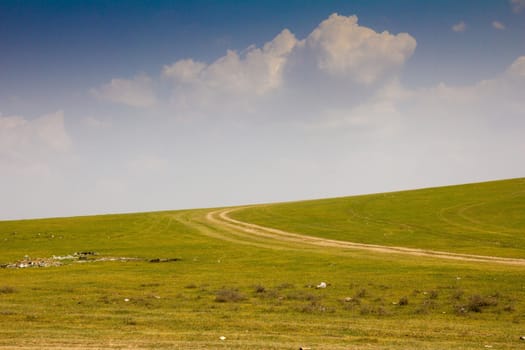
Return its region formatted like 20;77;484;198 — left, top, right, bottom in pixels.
1;178;524;349
231;178;525;258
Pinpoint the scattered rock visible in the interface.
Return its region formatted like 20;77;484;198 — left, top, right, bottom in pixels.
2;252;142;269
149;258;181;263
2;257;61;269
75;252;97;260
53;254;76;261
76;251;96;256
316;282;327;289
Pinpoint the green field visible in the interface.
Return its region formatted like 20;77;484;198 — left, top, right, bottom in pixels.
1;178;524;349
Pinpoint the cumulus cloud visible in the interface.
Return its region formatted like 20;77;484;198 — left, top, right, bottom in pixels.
303;14;416;84
163;59;207;84
0;111;71;172
492;21;506;30
91;74;157;107
452;21;466;32
164;28;298;96
507;56;525;77
511;0;525;13
159;13;415;117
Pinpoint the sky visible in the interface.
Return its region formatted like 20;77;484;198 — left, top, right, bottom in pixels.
1;0;524;220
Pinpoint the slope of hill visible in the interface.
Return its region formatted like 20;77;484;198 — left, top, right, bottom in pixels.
1;178;524;349
231;178;525;258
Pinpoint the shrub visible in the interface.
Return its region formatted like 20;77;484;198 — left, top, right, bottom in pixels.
354;289;367;298
215;288;246;303
399;296;409;306
276;283;294;290
360;305;372;315
452;289;464;300
123;317;137;325
0;286;16;294
376;306;389;316
286;290;319;302
257;289;279;300
415;300;436;314
429;290;438;299
298;301;333;314
466;295;497;312
254;284;266;293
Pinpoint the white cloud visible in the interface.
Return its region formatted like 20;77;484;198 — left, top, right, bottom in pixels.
91;74;157;107
492;21;506;30
160;29;298;117
163;59;207;84
160;13;416;117
304;13;416;84
309;80;410;132
0;111;71;174
164;28;298;96
507;56;525;77
452;21;466;32
511;0;525;13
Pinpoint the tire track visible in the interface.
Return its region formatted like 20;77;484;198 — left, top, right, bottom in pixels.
207;207;525;266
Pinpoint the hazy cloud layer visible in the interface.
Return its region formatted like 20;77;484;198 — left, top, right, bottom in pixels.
83;116;112;129
2;11;524;219
88;14;524;193
91;74;157;107
0;111;71;168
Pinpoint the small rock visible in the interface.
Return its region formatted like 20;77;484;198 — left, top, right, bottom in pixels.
124;298;130;302
316;282;327;289
520;336;525;340
219;336;226;341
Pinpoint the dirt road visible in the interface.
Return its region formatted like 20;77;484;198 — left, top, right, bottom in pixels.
206;207;525;266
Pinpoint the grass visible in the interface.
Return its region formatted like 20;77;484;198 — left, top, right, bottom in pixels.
231;178;525;258
0;178;524;349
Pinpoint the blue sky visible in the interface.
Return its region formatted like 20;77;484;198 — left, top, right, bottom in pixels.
1;1;524;219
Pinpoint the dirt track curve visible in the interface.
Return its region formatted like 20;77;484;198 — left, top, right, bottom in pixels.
206;207;525;266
